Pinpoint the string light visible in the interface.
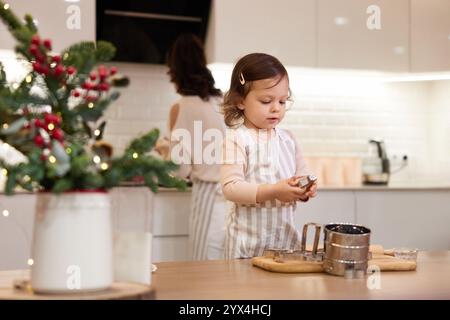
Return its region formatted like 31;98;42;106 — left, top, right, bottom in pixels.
63;52;69;60
25;75;32;83
100;163;109;170
3;3;10;10
66;147;72;154
2;209;9;217
12;82;19;89
94;129;100;136
88;102;94;109
27;258;34;266
2;123;8;129
1;168;7;176
48;155;56;163
93;155;101;164
47;123;55;131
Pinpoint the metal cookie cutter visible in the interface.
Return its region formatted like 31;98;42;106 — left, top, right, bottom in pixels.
263;222;324;263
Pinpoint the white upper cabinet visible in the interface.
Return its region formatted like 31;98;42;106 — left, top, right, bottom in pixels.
205;0;316;67
0;0;95;53
410;0;450;72
317;0;409;72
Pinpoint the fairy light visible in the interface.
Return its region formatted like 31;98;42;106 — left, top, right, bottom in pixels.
100;162;108;170
3;3;10;10
1;168;7;176
27;258;34;266
23;175;31;182
88;102;94;109
2;210;9;217
132;152;139;159
48;155;56;163
94;129;100;136
2;123;8;129
12;82;19;89
66;147;72;154
25;75;32;83
63;52;69;60
47;123;55;131
93;155;101;164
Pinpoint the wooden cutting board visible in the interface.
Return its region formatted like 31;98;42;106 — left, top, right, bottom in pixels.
252;250;417;273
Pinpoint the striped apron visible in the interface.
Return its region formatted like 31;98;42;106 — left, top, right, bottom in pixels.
188;178;227;260
225;127;300;259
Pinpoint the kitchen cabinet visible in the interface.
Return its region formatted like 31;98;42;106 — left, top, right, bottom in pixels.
0;0;95;52
205;0;316;67
317;0;409;72
0;194;35;270
410;0;450;72
355;189;450;250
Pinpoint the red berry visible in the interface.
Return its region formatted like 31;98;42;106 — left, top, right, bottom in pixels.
53;64;65;77
40;154;47;161
82;82;94;90
43;39;52;50
40;65;49;75
29;44;39;56
34;119;45;128
72;90;81;97
35;53;46;63
52;55;61;63
66;66;76;75
98;65;107;79
51;129;64;142
32;62;42;73
89;72;97;81
31;35;40;46
109;67;117;75
34;135;44;146
86;95;97;102
98;82;110;92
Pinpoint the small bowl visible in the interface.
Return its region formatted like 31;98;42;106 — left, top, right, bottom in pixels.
393;248;419;261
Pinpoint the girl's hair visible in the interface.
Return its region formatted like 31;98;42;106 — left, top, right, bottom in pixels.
167;33;222;100
222;53;289;127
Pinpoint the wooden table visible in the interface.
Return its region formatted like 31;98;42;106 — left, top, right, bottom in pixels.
0;270;154;300
152;251;450;299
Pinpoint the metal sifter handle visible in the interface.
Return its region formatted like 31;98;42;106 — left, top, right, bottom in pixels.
301;222;322;255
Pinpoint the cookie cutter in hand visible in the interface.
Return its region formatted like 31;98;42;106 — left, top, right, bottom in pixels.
263;222;324;263
297;175;317;190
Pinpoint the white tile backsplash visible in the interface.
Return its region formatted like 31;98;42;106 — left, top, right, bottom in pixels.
98;63;450;185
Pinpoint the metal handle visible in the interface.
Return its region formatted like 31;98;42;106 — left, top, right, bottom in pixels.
301;222;322;255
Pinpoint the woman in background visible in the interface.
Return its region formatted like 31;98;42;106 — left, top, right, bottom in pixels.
157;33;226;260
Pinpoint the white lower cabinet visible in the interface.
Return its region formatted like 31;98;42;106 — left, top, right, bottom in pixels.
355;190;450;250
1;188;449;270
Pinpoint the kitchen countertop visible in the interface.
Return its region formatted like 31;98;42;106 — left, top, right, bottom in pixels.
152;251;450;299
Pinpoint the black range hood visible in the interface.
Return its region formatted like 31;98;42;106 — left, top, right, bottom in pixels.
96;0;212;64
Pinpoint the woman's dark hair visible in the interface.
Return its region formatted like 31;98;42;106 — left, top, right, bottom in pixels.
222;53;289;127
167;33;222;100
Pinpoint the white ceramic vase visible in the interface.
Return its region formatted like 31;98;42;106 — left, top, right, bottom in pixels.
30;191;113;293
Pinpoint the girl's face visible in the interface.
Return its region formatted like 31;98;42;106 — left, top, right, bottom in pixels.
239;76;289;131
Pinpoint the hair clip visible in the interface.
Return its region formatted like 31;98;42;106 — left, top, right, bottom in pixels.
239;72;246;85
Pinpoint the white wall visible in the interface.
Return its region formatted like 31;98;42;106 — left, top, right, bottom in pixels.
100;63;450;186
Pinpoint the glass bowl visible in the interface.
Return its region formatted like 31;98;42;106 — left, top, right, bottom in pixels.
393;248;419;261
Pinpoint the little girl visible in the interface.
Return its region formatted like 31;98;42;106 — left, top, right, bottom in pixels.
221;53;317;259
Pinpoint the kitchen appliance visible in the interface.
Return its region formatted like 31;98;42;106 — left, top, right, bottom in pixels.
362;139;390;185
263;222;372;277
322;223;371;277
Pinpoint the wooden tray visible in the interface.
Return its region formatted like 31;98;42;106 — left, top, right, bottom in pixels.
252;253;417;273
0;279;155;300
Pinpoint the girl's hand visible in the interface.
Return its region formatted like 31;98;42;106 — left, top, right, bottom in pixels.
288;176;318;202
274;178;310;203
